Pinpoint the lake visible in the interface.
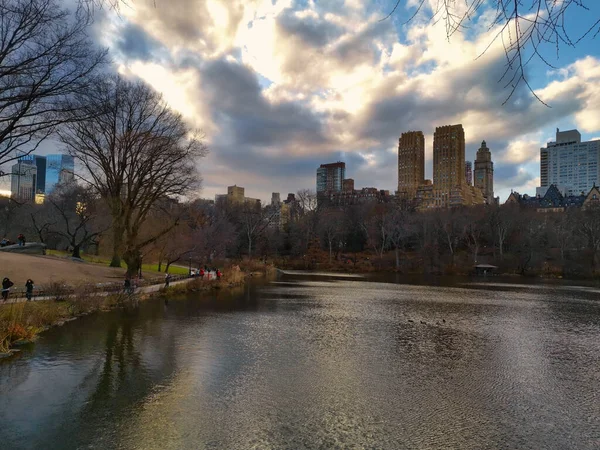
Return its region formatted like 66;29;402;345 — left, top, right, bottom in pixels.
1;272;600;449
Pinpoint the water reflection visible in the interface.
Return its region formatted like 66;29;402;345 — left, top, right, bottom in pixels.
1;276;599;449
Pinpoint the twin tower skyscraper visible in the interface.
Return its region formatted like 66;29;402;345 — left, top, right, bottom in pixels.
397;124;494;208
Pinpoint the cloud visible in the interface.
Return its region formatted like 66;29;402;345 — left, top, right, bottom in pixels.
114;22;164;62
94;0;600;203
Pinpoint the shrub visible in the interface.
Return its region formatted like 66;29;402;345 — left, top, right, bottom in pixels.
44;281;72;302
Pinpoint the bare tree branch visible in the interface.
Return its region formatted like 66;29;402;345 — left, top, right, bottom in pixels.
382;1;599;105
0;0;106;168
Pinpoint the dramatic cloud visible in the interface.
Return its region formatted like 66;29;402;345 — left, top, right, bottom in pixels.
24;0;594;203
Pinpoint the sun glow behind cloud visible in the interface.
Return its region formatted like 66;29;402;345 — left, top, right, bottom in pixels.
93;0;600;203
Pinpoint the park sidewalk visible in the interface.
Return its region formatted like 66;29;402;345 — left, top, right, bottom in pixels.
3;276;198;304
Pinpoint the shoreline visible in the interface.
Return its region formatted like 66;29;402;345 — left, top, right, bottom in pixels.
276;262;600;283
1;265;275;358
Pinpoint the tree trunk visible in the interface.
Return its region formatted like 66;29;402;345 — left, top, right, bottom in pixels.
395;247;400;269
158;259;162;272
248;236;252;258
72;244;81;259
329;240;332;262
165;262;171;273
111;225;124;267
123;249;142;277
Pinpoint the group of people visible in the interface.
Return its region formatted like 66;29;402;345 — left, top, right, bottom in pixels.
162;266;223;289
1;278;35;302
191;266;222;280
0;234;26;247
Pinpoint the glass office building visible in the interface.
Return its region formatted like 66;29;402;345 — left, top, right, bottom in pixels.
11;160;37;201
18;154;47;193
45;154;74;194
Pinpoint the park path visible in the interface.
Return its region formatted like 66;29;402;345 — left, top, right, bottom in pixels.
2;276;200;304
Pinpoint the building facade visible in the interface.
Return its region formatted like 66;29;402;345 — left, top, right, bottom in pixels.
316;162;345;194
18;154;47;193
474;140;494;203
215;185;261;207
465;161;472;185
45;154;74;194
433;124;466;207
397;131;425;199
505;184;591;212
10;160;37;201
539;129;600;196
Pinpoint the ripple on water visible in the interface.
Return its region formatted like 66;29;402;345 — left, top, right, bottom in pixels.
1;278;600;449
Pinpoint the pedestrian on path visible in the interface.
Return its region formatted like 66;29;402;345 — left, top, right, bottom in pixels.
2;277;14;301
17;234;25;246
124;277;134;295
165;273;172;288
25;279;34;301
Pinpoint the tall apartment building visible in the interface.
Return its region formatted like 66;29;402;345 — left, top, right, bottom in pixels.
465;161;472;185
433;124;466;206
215;185;261;206
474;140;494;203
316;162;345;194
538;129;600;196
397;131;425;199
10;160;37;201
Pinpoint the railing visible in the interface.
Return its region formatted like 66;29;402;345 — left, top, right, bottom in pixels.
4;273;198;301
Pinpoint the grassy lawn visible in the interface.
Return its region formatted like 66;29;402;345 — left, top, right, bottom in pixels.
46;250;189;275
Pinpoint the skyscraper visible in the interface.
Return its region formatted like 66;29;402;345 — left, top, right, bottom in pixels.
397;131;425;199
10;160;37;201
474;140;494;203
18;154;46;193
465;161;472;186
45;154;74;194
316;162;345;194
538;129;599;196
433;124;465;206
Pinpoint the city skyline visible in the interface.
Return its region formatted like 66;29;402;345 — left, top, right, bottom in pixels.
0;1;599;204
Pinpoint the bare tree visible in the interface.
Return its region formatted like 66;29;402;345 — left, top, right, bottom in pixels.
0;0;105;169
578;207;600;273
463;213;483;264
488;205;514;259
47;182;106;258
0;195;25;238
58;76;207;275
388;207;413;270
436;208;462;266
237;202;278;258
318;209;344;262
384;1;600;104
28;202;54;244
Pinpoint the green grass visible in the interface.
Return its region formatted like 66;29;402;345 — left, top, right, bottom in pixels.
45;250;189;275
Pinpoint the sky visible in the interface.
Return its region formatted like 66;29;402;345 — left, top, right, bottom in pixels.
2;0;600;202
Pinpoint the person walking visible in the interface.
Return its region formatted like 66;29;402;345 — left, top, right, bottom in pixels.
165;273;172;288
25;279;34;301
2;277;14;301
17;234;25;246
124;277;134;295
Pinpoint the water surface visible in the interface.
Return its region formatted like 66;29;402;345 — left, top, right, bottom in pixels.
1;274;600;449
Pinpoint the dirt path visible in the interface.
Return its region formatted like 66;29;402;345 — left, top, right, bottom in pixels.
0;252;151;288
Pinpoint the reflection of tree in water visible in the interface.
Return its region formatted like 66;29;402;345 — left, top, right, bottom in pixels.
0;350;32;396
47;307;180;449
